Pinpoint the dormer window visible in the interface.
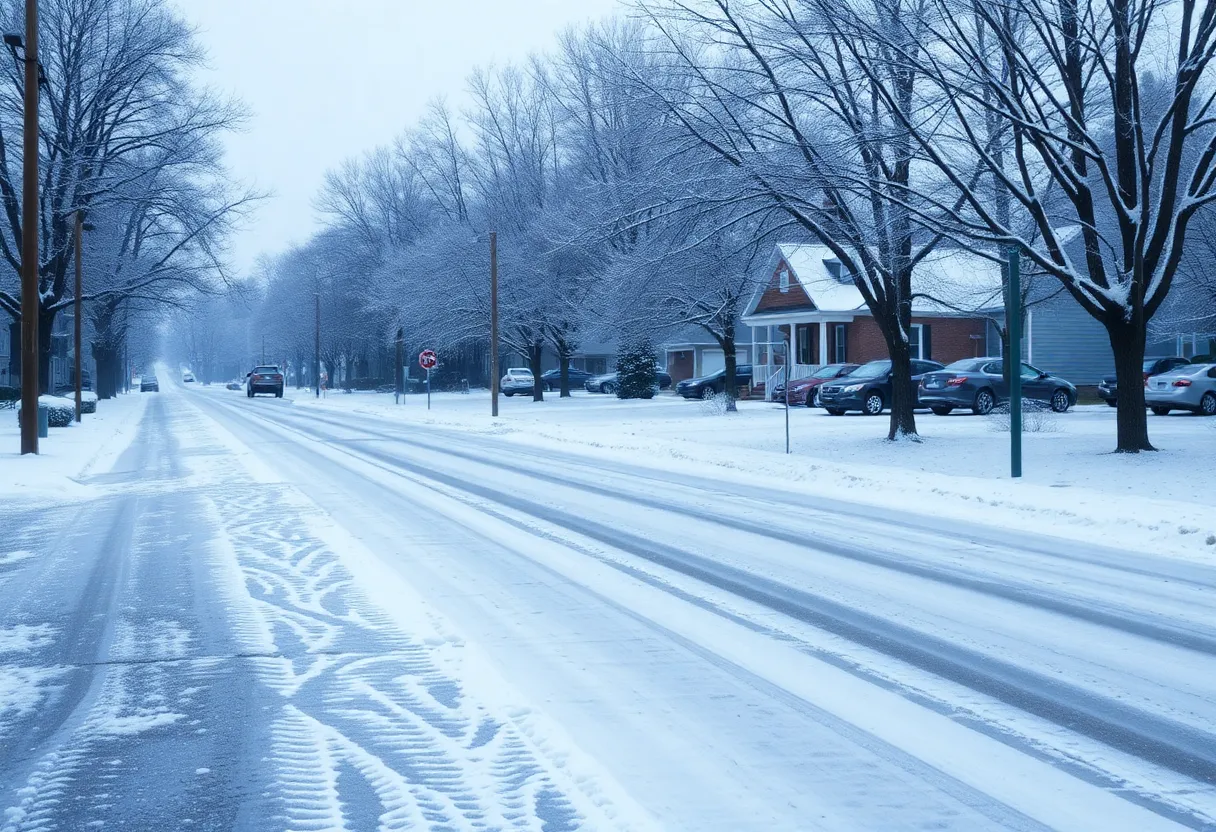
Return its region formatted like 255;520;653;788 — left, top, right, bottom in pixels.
778;267;790;293
824;258;851;284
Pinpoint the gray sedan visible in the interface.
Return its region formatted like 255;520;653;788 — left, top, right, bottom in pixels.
919;358;1076;415
1145;363;1216;415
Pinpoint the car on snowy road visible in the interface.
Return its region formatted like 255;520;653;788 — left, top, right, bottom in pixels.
540;367;595;391
770;363;859;406
918;358;1077;415
246;366;284;398
140;375;159;393
1145;363;1216;416
501;368;536;396
818;359;944;415
676;365;754;400
584;370;673;395
1097;356;1189;407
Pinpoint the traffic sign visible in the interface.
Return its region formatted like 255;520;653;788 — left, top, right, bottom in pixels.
418;350;438;370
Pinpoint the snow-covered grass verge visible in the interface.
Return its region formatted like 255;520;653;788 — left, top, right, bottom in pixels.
0;391;149;504
226;385;1216;564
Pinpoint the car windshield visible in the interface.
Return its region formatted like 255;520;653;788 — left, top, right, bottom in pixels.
509;370;533;377
253;366;279;374
813;364;842;378
1162;364;1206;376
945;359;986;371
848;360;891;379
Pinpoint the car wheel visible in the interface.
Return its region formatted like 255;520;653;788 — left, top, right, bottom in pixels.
806;390;818;408
1201;392;1216;416
1050;389;1070;413
275;390;283;399
246;389;253;398
930;405;953;416
973;389;995;415
603;382;617;395
826;408;846;416
700;386;715;400
1105;399;1117;407
863;391;884;415
1150;406;1170;416
505;391;514;397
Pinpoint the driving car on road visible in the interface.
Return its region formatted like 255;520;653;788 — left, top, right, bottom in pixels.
246;365;284;398
1145;363;1216;415
540;367;595;391
770;363;859;406
182;370;195;383
140;375;159;393
918;358;1077;415
818;359;944;415
1097;356;1189;406
501;368;535;396
584;370;673;394
676;365;754;399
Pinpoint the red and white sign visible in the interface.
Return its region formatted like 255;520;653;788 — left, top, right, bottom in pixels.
418;349;438;370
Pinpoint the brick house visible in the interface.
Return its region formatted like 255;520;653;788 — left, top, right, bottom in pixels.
743;243;1002;396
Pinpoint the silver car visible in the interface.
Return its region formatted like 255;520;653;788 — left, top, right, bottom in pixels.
1145;363;1216;416
501;368;535;397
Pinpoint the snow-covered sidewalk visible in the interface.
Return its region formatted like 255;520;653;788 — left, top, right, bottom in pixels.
0;391;148;504
248;386;1216;564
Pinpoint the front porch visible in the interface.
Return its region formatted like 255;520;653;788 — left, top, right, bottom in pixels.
749;319;852;400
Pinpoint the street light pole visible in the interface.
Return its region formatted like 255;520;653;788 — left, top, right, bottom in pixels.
395;327;403;405
314;292;320;398
18;0;40;453
1008;247;1023;478
73;211;82;422
490;231;499;418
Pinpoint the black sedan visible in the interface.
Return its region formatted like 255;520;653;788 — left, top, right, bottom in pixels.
818;359;944;415
584;370;673;394
1097;356;1189;406
540;367;596;391
676;365;754;399
918;358;1076;415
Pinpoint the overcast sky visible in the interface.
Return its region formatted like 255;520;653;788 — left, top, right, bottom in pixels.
175;0;622;274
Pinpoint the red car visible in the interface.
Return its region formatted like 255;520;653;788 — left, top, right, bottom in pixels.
771;363;859;406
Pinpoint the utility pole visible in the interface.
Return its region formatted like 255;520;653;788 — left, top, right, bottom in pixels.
261;334;265;365
314;292;320;398
395;327;404;405
18;0;40;453
1008;247;1022;479
73;211;83;422
490;231;499;418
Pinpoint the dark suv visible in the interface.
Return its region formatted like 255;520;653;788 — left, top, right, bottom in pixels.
818;359;944;415
246;366;285;398
1097;357;1189;406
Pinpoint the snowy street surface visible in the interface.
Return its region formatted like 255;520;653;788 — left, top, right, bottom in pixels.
2;383;1215;830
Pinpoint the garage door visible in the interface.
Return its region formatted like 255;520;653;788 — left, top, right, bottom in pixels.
701;349;725;376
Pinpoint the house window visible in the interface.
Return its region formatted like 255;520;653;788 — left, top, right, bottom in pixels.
908;324;932;361
778;267;790;293
833;324;848;363
796;325;813;365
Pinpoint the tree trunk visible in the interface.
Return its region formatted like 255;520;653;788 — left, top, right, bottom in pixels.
887;334;918;440
528;343;545;402
721;329;738;413
1108;321;1154;452
94;344;119;400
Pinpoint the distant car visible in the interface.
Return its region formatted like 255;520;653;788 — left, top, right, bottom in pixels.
540;367;596;391
1145;363;1216;416
140;375;159;393
818;359;945;415
501;368;535;396
182;371;195;383
676;365;754;399
225;380;242;391
246;365;284;398
918;358;1077;415
584;370;673;394
1097;356;1189;406
770;363;859;406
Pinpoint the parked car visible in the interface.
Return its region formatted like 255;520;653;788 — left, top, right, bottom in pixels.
246;365;284;398
1097;356;1190;406
584;370;673;394
770;363;860;406
140;375;159;393
1145;363;1216;415
676;365;754;399
501;368;535;396
918;358;1077;415
818;359;945;415
182;370;195;383
225;380;242;391
540;367;596;391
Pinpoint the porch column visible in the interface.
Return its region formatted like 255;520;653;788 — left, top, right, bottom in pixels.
818;321;828;365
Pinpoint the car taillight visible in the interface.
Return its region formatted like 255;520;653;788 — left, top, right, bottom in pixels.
1174;379;1192;387
947;376;968;386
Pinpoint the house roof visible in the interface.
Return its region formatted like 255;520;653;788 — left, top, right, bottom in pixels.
745;243;1005;320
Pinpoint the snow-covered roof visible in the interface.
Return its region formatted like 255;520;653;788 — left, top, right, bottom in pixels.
746;243;1005;319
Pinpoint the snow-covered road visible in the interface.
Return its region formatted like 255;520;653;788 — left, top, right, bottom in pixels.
3;384;1214;830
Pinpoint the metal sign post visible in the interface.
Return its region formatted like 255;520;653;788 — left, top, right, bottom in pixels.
419;349;438;411
1008;247;1023;478
426;368;431;410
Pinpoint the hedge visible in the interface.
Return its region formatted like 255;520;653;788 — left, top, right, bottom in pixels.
16;395;75;428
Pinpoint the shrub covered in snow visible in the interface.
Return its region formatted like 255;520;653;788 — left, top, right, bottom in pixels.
16;395;75;428
987;399;1058;434
616;340;658;400
0;386;16;409
81;391;98;414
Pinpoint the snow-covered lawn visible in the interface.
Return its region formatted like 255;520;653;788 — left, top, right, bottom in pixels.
218;385;1216;563
0;391;149;503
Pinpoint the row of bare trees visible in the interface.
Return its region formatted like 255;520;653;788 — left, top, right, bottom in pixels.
0;0;252;399
245;0;1216;451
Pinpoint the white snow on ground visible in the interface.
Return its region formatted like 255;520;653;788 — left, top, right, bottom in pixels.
270;386;1216;563
0;390;148;503
0;625;56;654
